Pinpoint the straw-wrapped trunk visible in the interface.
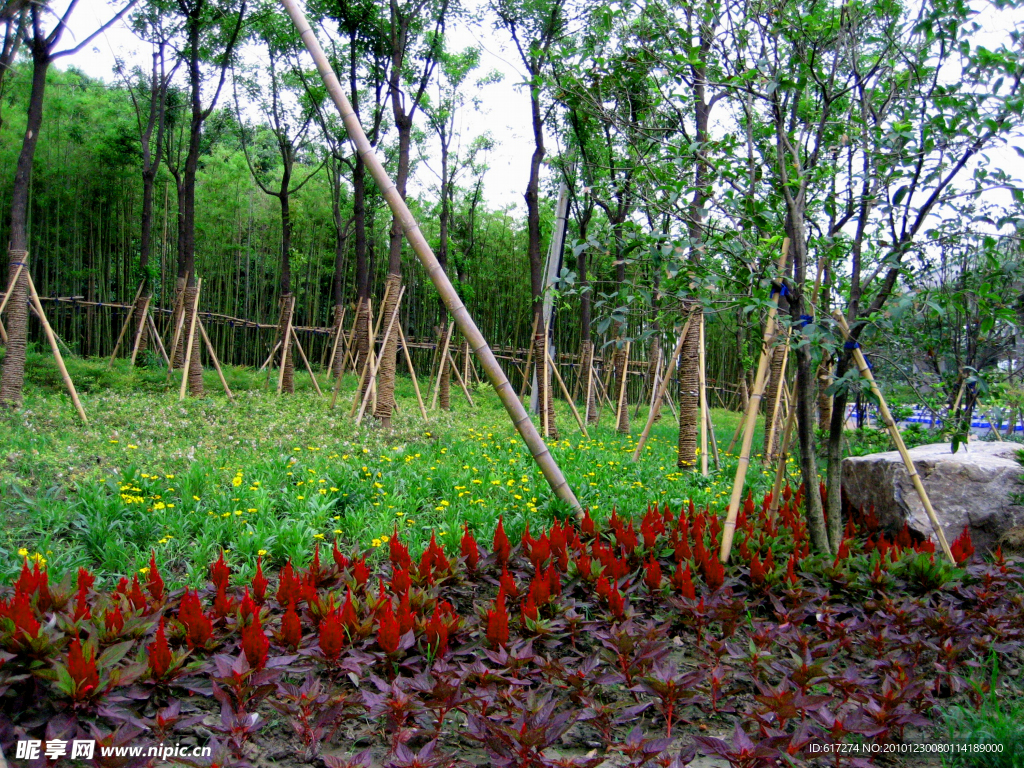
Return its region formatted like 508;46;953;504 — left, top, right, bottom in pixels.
677;303;702;469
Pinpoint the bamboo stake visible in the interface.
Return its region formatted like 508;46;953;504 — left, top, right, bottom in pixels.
549;350;589;437
0;262;24;342
179;279;202;401
699;314;709;476
349;298;379;417
108;281;145;368
277;295;296;395
162;282;185;347
332;299;370;409
769;381;798;516
431;321;455;410
147;313;170;366
720;238;790;562
763;332;791;461
397;323;427;420
356;287;404;424
292;332;323;396
281;0;581;512
632;314;695;461
447;349;475;407
706;399;720;470
583;354;595;424
26;273;87;424
327;306;346;374
520;312;540;397
197;317;234;401
834;311;956;564
128;296;152;367
259;340;281;373
615;341;631;431
166;288;189;382
340;302;363;373
541;318;552;437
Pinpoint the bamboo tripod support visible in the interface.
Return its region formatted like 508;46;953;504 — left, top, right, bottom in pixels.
165;289;188;381
292;333;323;396
520;312;540;397
259;342;281;373
108;281;146;368
431;321;456;410
396;323;428;420
446;349;475;407
720;238;790;562
24;272;87;423
0;263;25;344
147;314;170;366
281;0;581;513
128;296;152;367
349;297;384;417
834;311;956;564
325;306;346;371
632;313;695;461
179;279;202;401
548;351;589;437
615;341;631;432
197;317;234;401
762;331;791;460
332;299;371;409
277;296;296;395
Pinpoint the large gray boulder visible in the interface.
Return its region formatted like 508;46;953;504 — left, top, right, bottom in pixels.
842;441;1024;551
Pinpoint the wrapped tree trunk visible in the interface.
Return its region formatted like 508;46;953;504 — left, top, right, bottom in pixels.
0;253;29;408
762;340;787;462
373;273;402;425
355;297;371;396
534;329;558;440
277;294;295;394
330;304;346;377
438;322;451;410
677;303;703;469
182;283;204;397
132;294;149;357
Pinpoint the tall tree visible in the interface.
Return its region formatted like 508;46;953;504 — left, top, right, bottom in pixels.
1;0;137;409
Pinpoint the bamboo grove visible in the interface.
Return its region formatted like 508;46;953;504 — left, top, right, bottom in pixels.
1;0;1024;555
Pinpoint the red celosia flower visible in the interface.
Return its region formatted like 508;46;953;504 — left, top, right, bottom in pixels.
74;583;91;622
596;575;612;601
147;552;164;602
277;561;301;607
11;592;40;638
531;532;550;567
786;554;799;585
549;520;566;559
521;593;539;624
425;605;449;657
308;544;323;587
377;602;401;654
673;535;692;563
332;541;349;571
319;610;346;660
210;551;230;591
77;567;96;594
951;525;975;565
180;591;213;649
396;591;415;636
128;574;147;612
607;585;626;619
239;587;256;622
104;605;125;636
581;509;596;537
546;563;561;597
213;582;236;619
390;528;413;571
750;553;766;587
339;587;358;630
391;566;411;595
671;563;696;600
529;565;550;606
16;560;51;611
575;553;594;581
66;636;99;700
148;619;172;680
352;557;370;587
241;613;269;670
280;602;302;650
493;516;511;564
499;566;519;599
704;554;725;592
643;557;662;591
833;539;851;566
302;572;320;610
485;588;509;649
252;556;269;603
616;521;638;556
461;525;480;570
764;548;775;573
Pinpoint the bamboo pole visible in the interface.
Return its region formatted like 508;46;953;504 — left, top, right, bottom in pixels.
166;289;189;382
259;340;281;373
332;299;370;409
292;332;323;396
349;299;379;417
147;313;170;366
548;350;588;437
699;314;709;476
107;281;145;368
720;238;790;562
768;381;798;516
541;318;552;437
280;0;581;512
128;296;152;367
520;312;540;397
447;349;475;407
26;273;87;424
631;314;695;461
615;341;631;431
763;332;791;461
397;323;427;420
197;317;234;402
179;279;202;401
356;287;405;424
327;306;346;374
834;311;956;564
277;295;296;395
431;321;455;410
706;399;720;470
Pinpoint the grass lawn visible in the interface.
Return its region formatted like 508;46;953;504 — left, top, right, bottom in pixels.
0;349;782;588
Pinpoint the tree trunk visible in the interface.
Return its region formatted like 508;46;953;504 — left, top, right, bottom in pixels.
817;357;833;431
0;49;48;408
677;303;702;468
438;322;451;410
762;340;787;462
534;324;558;440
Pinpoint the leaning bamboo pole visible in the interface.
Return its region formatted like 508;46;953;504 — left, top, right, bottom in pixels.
281;0;581;512
197;317;234;402
332;299;370;409
147;314;170;366
292;333;323;396
356;287;405;424
520;312;540;397
107;281;145;368
615;341;631;432
431;321;455;410
179;279;202;401
548;351;589;437
698;314;709;477
0;262;25;344
447;349;475;407
632;313;695;462
720;238;789;562
128;296;152;367
397;323;428;420
834;311;956;565
26;273;87;424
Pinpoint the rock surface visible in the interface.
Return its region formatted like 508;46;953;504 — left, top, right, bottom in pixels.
842;441;1024;552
